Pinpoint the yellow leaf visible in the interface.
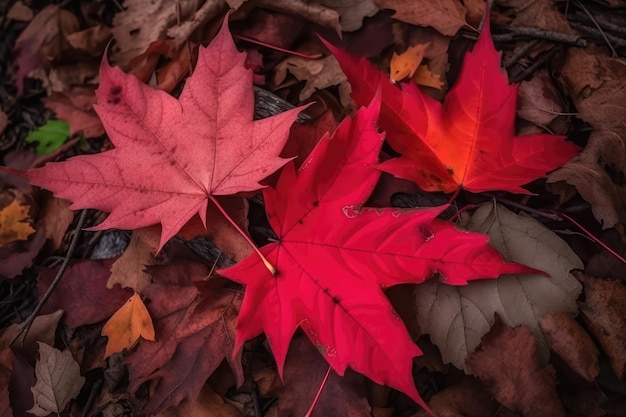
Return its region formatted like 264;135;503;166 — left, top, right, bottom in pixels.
0;199;35;246
102;292;155;357
389;43;429;83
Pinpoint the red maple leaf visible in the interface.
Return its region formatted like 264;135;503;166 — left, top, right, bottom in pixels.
324;13;580;193
219;94;537;408
5;19;301;249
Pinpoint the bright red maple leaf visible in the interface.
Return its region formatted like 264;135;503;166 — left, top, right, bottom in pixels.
6;19;301;249
325;13;580;194
219;93;537;408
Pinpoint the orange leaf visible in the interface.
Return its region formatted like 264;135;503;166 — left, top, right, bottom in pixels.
0;199;35;247
389;43;429;83
102;292;155;357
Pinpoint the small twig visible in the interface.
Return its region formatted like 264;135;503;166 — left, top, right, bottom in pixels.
504;39;541;70
304;365;332;417
570;22;626;49
510;46;561;83
480;194;563;221
234;35;323;59
462;27;587;47
553;210;626;266
9;210;88;348
572;0;618;57
570;11;626;37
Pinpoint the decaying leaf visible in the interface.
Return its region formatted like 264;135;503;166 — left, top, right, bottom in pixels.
375;0;467;36
547;47;626;228
415;202;583;370
2;310;64;352
274;55;353;109
108;226;161;292
125;261;243;415
412;377;498;417
43;88;105;138
38;259;134;328
540;312;600;381
0;199;35;246
577;272;626;379
517;70;565;126
102;292;156;357
159;384;244;417
39;197;73;251
316;0;379;31
0;344;14;417
28;342;85;416
466;317;566;417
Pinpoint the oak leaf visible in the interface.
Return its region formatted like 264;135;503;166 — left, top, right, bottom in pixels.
0;200;35;246
219;94;536;408
8;18;301;250
102;292;155;357
327;12;580;193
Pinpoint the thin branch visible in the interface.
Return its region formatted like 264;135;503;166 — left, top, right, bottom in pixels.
573;0;618;57
9;210;88;348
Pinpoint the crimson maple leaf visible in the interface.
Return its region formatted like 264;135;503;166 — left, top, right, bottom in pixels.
324;13;580;194
219;93;537;408
5;19;301;249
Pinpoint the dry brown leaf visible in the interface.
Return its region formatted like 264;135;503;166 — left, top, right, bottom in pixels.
462;0;485;28
275;54;352;108
559;47;626;135
1;310;64;353
101;292;156;358
0;199;35;247
39;197;73;251
257;0;342;35
111;0;205;67
28;343;85;416
466;317;566;417
548;131;626;229
498;0;573;33
108;226;161;292
517;69;564;126
7;1;33;21
577;272;626;379
389;43;429;82
13;5;80;94
315;0;379;31
65;24;112;57
540;312;599;381
375;0;467;36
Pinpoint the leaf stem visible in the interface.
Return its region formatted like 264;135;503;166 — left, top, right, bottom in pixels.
9;209;88;348
446;188;461;205
208;195;277;276
233;34;323;59
554;210;626;266
304;365;332;417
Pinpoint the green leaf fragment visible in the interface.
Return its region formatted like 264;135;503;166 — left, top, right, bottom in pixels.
26;120;70;155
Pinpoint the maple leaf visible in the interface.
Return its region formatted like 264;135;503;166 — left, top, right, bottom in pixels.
219;94;537;408
0;199;35;246
125;260;243;415
325;12;580;193
5;18;301;249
